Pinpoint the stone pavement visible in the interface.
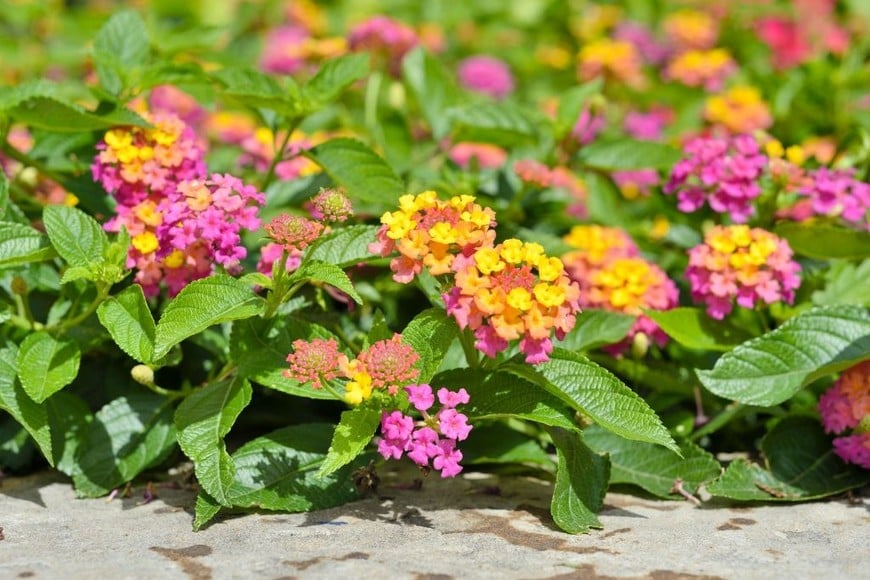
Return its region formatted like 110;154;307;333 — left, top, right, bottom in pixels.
1;467;867;579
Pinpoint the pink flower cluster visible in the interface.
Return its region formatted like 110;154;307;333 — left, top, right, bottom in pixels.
818;361;870;469
685;225;801;320
664;134;767;223
348;15;418;75
448;142;508;170
623;107;672;141
127;175;264;296
378;384;472;478
457;55;515;100
798;168;870;231
92;111;207;215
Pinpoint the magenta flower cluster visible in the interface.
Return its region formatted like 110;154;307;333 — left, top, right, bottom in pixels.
799;167;870;231
457;55;515;100
665;134;767;223
818;361;870;469
377;384;472;478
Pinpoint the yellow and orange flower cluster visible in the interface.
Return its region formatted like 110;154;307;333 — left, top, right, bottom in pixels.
663;9;719;51
369;191;497;283
577;38;644;87
665;48;736;91
705;85;773;134
445;239;581;364
561;226;678;355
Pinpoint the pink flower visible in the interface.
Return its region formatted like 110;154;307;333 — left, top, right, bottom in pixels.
798;168;870;231
260;25;309;75
665;134;767;223
406;384;435;412
432;439;464;478
457;55;515;100
448;142;508;170
832;434;870;470
265;214;324;253
571;107;606;145
437;408;472;441
623;107;672;141
348;15;418;76
437;387;469;408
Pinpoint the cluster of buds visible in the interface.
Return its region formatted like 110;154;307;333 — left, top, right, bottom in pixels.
284;334;420;405
685;225;801;320
665;133;767;223
378;385;472;478
347;15;418;75
445;240;581;363
818;361;870;469
369;191;497;283
561;226;677;355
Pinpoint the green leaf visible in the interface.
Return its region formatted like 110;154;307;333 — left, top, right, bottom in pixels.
507;349;679;453
93;10;150;95
317;406;381;477
401;308;459;383
0;222;55;268
402;47;457;139
448;102;538;147
16;331;80;403
97;285;156;364
0;79;59;110
193;490;222;531
72;393;176;497
212;67;300;117
434;369;578;430
707;416;869;501
230;316;339;400
775;222;870;259
291;260;362;304
46;391;92;476
42;205;109;269
0;346;53;466
548;427;610;534
305;138;404;212
303;53;368;106
193;424;364;530
175;376;252;506
584;171;628;227
578;139;681;170
153;274;264;360
696;305;870;406
645;307;753;352
555;80;603;139
556;309;636;352
306;224;380;268
7;97;148;132
812;260;870;307
462;423;555;467
584;426;721;498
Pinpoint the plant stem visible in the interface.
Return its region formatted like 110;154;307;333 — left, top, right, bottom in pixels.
364;70;383;142
0;140;68;184
48;283;111;336
261;121;299;191
458;327;481;369
13;293;35;328
690;402;745;442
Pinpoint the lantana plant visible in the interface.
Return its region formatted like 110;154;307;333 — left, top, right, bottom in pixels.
0;0;868;534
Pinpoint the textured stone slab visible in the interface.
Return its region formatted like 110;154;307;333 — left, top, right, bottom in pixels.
0;468;867;579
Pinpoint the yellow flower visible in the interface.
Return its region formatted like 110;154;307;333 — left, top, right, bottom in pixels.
132;232;159;255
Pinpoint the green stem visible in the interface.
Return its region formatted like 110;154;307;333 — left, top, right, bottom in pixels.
13;293;35;328
141;380;187;400
690;402;745;442
0;140;68;184
48;283;111;336
364;70;383;144
319;375;346;402
263;249;291;319
261;120;301;191
458;327;481;369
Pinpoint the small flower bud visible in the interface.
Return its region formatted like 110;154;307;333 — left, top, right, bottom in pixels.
131;364;155;386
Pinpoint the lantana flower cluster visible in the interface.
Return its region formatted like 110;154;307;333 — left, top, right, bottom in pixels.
577;38;645;87
285;334;420;404
685;225;801;320
561;226;678;355
348;15;418;75
704;85;773;134
92;111;206;213
818;361;870;469
664;48;736;91
665;133;767;223
93;110;266;296
663;9;719;51
369;191;497;283
457;55;515;100
445;240;582;363
798;168;870;231
379;384;472;478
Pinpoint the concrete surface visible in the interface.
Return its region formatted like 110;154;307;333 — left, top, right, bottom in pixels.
1;467;868;579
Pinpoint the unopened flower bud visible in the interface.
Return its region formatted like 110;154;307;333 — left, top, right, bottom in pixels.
11;277;27;296
131;364;155;386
